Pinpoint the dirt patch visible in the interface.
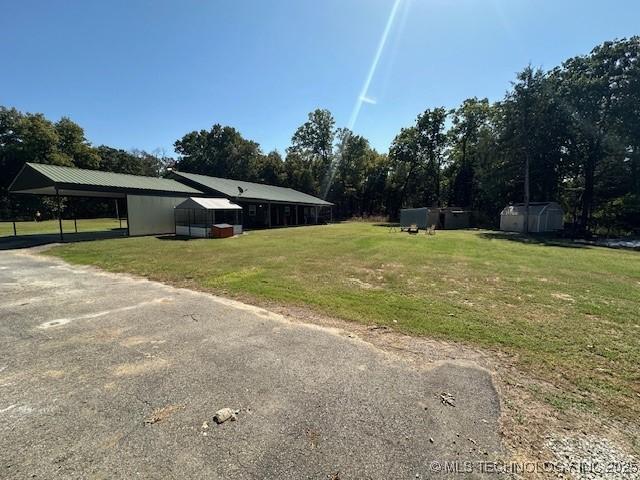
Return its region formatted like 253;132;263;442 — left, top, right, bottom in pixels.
552;292;576;303
346;277;380;290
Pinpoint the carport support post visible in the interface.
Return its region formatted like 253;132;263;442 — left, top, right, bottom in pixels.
10;194;16;236
268;202;272;228
125;194;130;237
115;199;121;229
55;187;63;242
73;198;77;233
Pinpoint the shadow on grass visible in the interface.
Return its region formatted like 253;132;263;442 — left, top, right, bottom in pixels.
0;229;128;251
156;235;197;241
373;222;400;228
477;231;590;249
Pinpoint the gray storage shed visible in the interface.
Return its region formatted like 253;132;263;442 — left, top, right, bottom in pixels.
439;208;471;230
400;208;440;229
400;208;430;230
500;202;564;233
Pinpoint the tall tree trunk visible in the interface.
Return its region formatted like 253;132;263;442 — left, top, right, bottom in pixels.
524;153;530;234
398;163;417;213
434;156;441;207
580;150;597;234
633;146;640;196
459;136;468;207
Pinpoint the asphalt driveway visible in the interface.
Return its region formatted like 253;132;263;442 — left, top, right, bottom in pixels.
0;248;504;479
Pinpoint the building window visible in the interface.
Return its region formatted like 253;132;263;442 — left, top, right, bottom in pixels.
248;204;256;216
284;206;290;214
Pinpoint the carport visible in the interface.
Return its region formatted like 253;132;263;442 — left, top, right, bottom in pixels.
8;163;204;240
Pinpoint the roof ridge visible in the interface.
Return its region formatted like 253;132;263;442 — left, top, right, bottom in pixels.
177;170;287;187
27;162;171;181
177;170;319;193
172;170;332;205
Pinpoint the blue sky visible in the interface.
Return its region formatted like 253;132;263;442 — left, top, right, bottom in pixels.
1;0;638;156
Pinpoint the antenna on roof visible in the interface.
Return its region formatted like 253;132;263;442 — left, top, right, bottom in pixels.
238;186;245;195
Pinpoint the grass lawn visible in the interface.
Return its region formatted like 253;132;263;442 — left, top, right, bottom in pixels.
48;222;640;424
0;218;126;237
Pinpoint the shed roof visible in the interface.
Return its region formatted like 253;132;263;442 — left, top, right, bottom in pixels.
170;171;333;206
175;197;242;210
9;163;202;198
501;202;563;216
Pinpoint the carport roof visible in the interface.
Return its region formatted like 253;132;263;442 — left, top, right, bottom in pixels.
175;197;242;210
170;171;333;206
9;163;203;198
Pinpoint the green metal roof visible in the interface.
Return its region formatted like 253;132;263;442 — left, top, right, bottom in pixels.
171;171;333;206
9;163;202;197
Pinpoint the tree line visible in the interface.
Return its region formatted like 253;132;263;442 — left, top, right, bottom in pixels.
174;37;639;234
0;109;171;219
2;36;638;234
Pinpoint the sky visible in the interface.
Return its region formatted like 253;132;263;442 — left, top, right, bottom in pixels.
1;0;638;157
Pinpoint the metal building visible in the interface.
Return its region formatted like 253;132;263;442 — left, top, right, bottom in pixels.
8;162;203;238
438;208;471;230
400;207;471;230
169;171;333;228
400;208;433;230
8;163;333;239
500;202;564;233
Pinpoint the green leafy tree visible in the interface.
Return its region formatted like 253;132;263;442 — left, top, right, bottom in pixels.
283;150;316;194
288;109;336;195
252;150;284;185
387;125;421;215
446;98;493;208
174;124;262;180
55;117;100;169
387;108;448;215
329;129;377;217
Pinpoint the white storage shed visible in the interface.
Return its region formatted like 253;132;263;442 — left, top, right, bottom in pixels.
500;202;564;233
